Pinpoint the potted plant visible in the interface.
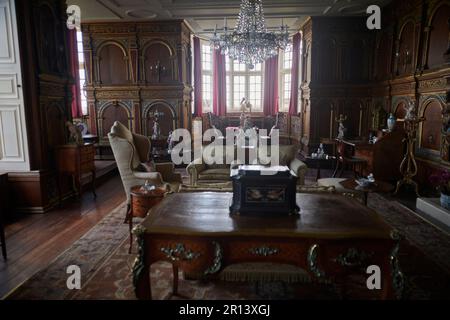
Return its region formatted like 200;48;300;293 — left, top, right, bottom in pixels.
429;170;450;210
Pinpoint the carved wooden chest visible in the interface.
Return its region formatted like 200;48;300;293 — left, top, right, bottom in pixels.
230;165;299;216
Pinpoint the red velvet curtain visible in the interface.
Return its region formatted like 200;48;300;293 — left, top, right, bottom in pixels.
288;32;301;115
213;48;227;116
193;36;203;116
263;55;279;116
68;29;82;118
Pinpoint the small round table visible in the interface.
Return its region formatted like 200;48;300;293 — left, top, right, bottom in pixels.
339;179;394;206
304;156;337;180
127;185;167;253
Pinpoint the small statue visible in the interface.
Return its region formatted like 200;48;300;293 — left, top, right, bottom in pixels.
65;121;83;145
405;101;416;120
167;131;175;151
152;120;161;139
335;114;348;139
240;97;252;113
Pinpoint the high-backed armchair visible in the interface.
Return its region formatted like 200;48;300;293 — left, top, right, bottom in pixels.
108;121;182;208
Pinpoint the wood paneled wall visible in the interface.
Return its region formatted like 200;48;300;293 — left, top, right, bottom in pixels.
9;0;73;213
300;0;450;188
371;0;450;187
81;21;193;144
300;17;374;155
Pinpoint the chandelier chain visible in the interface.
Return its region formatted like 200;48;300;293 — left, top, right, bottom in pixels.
211;0;290;69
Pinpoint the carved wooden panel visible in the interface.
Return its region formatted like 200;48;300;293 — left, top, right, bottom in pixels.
98;44;128;85
316;101;332;139
343;100;362;138
394;102;407;119
100;103;130;138
342;39;368;82
376;33;392;79
420;100;442;151
44;103;66;159
427;4;450;68
144;42;174;83
316;38;337;83
34;3;65;75
397;21;415;75
144;103;175;138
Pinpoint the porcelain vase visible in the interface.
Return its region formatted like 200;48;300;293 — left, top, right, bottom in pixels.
387;114;396;132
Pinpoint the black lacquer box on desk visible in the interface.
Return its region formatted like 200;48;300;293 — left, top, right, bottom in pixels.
230;165;299;216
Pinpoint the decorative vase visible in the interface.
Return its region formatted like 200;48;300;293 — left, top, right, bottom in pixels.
440;193;450;210
387;113;396;132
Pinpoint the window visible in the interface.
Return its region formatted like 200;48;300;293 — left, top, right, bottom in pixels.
279;44;293;112
198;37;302;114
76;31;87;115
201;43;213;112
226;60;263;112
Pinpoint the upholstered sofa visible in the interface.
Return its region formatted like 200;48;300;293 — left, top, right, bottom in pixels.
186;144;307;186
108;121;182;208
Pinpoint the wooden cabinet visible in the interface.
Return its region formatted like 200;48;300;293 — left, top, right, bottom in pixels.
81;21;193;144
55;143;96;199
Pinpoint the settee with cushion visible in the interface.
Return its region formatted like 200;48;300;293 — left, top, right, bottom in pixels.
108;121;182;209
186;144;307;186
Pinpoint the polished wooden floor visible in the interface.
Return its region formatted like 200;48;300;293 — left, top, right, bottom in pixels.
0;174;126;299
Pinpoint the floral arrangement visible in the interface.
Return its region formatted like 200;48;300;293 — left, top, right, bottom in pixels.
429;170;450;195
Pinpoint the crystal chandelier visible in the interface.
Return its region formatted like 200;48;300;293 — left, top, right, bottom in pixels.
211;0;290;70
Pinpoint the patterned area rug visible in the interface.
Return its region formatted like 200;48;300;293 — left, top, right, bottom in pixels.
6;192;450;300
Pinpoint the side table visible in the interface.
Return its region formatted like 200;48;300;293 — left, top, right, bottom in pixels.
127;185;167;253
55;143;96;200
304;156;337;180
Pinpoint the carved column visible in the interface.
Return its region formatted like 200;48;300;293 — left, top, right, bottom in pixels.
421;25;432;71
445;18;450;58
394;38;401;76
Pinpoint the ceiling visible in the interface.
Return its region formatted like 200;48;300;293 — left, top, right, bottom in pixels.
67;0;391;36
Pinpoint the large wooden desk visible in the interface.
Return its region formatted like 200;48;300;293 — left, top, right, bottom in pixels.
133;192;404;300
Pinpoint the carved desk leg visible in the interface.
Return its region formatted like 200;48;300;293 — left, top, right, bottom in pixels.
380;254;393;300
172;264;179;295
132;226;152;300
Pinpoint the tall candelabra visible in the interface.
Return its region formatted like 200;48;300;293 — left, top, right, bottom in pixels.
394;117;425;197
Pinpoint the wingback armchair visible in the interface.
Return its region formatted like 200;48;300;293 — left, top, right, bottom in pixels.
108;121;182;208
